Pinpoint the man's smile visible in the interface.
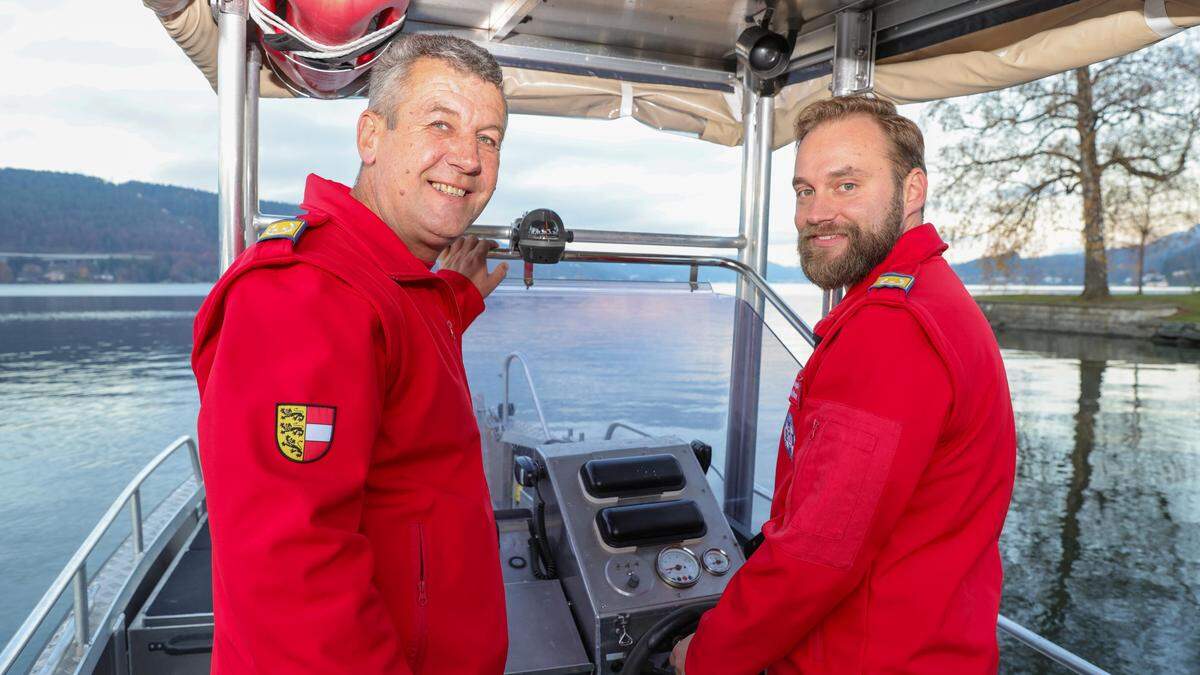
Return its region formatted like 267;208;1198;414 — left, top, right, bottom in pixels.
809;233;848;248
429;180;469;198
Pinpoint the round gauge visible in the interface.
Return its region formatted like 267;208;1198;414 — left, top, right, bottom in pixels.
701;548;731;576
656;546;701;588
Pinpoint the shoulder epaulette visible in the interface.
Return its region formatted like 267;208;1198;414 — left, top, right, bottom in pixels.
257;217;308;244
869;272;915;294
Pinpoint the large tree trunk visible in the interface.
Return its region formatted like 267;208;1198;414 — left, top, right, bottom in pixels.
1136;230;1147;295
1074;67;1111;300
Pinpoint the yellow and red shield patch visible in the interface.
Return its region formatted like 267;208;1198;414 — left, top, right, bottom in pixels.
276;403;336;463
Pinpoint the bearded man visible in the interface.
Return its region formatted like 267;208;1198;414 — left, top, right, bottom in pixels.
672;96;1017;674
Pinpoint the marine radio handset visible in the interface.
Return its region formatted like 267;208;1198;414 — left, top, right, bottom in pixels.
509;209;574;287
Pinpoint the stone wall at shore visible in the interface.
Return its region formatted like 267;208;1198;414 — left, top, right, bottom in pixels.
976;301;1178;339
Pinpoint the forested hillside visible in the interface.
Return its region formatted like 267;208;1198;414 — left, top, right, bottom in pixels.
0;168;296;282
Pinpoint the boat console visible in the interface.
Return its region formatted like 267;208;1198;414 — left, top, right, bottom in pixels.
498;433;744;674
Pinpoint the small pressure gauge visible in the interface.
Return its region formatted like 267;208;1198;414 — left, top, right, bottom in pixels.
656;546;701;588
701;548;731;576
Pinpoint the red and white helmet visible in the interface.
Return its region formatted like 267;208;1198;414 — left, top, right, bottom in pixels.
251;0;410;99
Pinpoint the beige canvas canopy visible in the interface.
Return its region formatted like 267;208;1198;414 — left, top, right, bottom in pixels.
154;0;1198;148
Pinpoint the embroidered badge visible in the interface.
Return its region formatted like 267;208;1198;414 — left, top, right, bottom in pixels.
783;412;796;459
789;372;804;407
869;272;915;293
258;218;307;244
276;403;336;463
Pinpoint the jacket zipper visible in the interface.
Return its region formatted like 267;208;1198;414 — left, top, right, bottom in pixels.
410;523;429;672
416;523;427;606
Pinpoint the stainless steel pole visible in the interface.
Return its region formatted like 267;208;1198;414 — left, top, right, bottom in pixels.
243;42;261;248
723;69;774;530
217;1;249;274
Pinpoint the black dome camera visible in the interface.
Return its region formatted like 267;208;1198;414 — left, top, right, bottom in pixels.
735;24;791;80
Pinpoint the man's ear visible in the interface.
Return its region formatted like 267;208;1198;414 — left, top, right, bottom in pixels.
357;111;383;166
903;168;928;224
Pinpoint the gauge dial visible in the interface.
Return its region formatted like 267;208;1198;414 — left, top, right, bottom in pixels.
701;548;731;576
656;546;701;588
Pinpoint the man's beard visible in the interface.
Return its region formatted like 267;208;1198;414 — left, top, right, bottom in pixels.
797;190;904;290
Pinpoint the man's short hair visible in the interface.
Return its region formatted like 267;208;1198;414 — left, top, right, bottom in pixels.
793;96;926;184
367;34;505;127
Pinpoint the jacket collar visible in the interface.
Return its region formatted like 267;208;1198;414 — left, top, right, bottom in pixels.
814;223;948;336
300;173;434;280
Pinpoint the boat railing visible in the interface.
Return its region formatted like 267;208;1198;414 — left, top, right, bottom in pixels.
502;352;553;441
487;248;819;347
604;422;653;440
0;436;203;675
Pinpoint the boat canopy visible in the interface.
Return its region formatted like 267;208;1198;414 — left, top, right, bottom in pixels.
155;0;1198;147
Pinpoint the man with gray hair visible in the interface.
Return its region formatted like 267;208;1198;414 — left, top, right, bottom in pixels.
191;34;511;674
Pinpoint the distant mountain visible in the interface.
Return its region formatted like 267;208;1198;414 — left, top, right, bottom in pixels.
0;168;813;284
0;168;297;283
952;224;1200;286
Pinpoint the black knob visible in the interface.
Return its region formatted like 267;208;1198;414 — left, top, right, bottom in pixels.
513;455;543;488
691;439;712;474
626;573;640;589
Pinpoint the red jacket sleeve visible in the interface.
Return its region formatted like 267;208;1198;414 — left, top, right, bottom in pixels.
195;264;410;674
435;268;485;331
686;303;953;675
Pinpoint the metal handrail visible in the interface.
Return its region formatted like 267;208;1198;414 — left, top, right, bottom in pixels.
502;352;552;441
253;214;747;250
0;436;202;674
707;465;775;504
997;616;1109;674
604;422;652;440
488;249;818;347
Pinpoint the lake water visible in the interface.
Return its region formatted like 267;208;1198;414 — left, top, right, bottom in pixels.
1;281;1197;673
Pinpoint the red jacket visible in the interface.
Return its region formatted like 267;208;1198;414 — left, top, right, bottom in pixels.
192;175;507;674
687;224;1016;674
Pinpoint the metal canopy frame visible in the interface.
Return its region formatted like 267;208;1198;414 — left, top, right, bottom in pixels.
207;3;1115;672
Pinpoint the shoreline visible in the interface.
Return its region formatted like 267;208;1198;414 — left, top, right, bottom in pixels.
977;294;1200;348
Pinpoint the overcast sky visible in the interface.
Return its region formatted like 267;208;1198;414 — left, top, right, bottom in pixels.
1;0;1104;265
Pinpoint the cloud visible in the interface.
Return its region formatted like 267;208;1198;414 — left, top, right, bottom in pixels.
23;39;162;66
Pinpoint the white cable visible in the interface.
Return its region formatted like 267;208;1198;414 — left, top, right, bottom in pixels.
249;0;405;61
1144;0;1183;38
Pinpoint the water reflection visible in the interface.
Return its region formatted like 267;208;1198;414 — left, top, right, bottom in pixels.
996;330;1200;673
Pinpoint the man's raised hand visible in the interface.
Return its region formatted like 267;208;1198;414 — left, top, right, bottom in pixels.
440;235;509;298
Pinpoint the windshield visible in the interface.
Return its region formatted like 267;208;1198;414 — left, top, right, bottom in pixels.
463;278;807;531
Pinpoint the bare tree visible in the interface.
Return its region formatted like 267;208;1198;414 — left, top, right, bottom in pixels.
1105;172;1198;294
928;39;1200;300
